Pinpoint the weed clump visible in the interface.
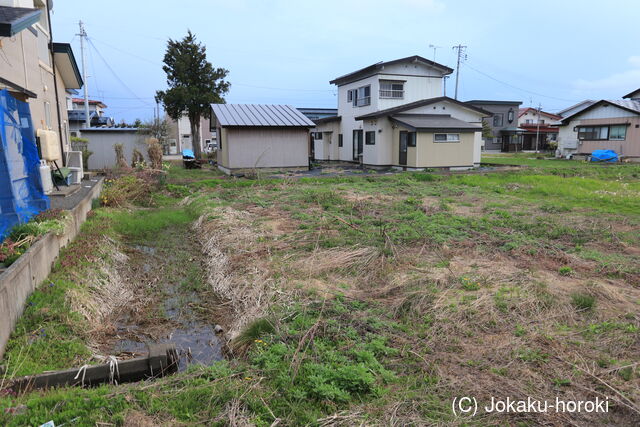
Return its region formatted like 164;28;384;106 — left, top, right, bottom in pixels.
571;292;596;311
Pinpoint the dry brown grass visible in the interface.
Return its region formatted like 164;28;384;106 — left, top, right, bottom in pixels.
197;207;285;339
66;238;134;333
194;185;639;425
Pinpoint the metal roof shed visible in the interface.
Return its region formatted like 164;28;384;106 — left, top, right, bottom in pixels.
210;104;314;174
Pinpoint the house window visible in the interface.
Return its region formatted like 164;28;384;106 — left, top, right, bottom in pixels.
539;119;545;124
314;132;323;140
355;85;371;107
493;114;504;127
365;131;375;145
609;125;626;140
525;119;532;124
434;133;460;143
379;81;404;98
347;90;353;103
338;134;343;147
577;125;626;141
218;128;222;150
507;108;515;123
408;132;416;147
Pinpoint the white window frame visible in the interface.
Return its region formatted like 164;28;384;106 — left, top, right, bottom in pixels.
355;85;371;107
434;133;461;143
379;80;404;99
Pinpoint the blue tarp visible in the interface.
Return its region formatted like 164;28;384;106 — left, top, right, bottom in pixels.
0;89;49;240
182;149;195;159
591;149;619;162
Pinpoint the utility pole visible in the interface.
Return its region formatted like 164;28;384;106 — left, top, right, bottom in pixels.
452;44;467;100
77;21;90;128
535;103;542;153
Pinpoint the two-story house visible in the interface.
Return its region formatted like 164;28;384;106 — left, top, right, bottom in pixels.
313;55;489;169
464;100;522;152
0;0;83;157
68;98;114;134
517;108;561;151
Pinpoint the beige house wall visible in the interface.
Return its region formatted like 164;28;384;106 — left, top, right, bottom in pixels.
0;4;72;153
225;128;309;169
416;132;476;167
575;116;640;157
217;128;230;168
389;126;476;168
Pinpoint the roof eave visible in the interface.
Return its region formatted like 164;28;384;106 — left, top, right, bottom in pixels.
329;55;454;86
52;43;84;89
560;100;640;124
0;77;37;98
0;7;41;37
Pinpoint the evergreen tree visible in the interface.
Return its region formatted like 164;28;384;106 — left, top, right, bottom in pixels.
156;31;229;159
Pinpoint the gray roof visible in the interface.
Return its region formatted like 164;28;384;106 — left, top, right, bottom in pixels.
557;100;595;117
330;55;453;86
211;104;315;127
560;99;640;123
0;6;41;37
608;99;640;113
466;100;522;106
390;114;481;132
355;97;491;120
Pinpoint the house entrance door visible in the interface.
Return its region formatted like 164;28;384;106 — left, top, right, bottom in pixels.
352;130;363;161
399;131;408;165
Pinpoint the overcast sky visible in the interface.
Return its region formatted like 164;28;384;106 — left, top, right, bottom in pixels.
51;0;640;122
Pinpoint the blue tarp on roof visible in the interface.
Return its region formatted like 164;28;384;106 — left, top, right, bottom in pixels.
0;89;49;240
591;149;618;162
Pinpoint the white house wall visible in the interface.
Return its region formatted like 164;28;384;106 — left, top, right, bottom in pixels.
574;104;636;120
334;63;446;163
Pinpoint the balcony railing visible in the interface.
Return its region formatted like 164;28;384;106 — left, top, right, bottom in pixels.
355;96;371;107
379;90;404;99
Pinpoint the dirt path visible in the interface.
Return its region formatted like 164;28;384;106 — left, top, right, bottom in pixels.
100;222;230;370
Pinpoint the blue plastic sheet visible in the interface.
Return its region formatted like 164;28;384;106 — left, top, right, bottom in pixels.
0;89;49;240
182;149;195;159
590;149;618;162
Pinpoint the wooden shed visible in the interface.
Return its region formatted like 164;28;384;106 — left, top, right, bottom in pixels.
210;104;314;174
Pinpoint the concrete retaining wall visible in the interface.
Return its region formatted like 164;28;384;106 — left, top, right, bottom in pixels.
0;178;104;359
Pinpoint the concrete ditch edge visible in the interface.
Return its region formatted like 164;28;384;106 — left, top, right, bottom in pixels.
0;177;104;359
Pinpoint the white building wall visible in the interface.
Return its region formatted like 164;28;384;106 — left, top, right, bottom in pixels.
333;62;447;163
518;111;560;125
574;104;636;120
337;75;378;162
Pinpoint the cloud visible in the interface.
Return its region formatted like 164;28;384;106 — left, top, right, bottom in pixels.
572;56;640;92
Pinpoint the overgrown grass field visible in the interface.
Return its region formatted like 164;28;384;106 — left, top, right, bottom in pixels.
1;158;639;425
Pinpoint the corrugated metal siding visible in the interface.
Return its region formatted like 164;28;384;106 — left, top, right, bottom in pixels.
211;104;315;127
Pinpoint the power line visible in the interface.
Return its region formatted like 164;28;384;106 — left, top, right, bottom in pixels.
88;36;334;94
463;61;580;103
86;37;153;107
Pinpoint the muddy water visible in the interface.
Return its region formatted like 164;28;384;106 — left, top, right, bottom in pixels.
109;238;225;371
